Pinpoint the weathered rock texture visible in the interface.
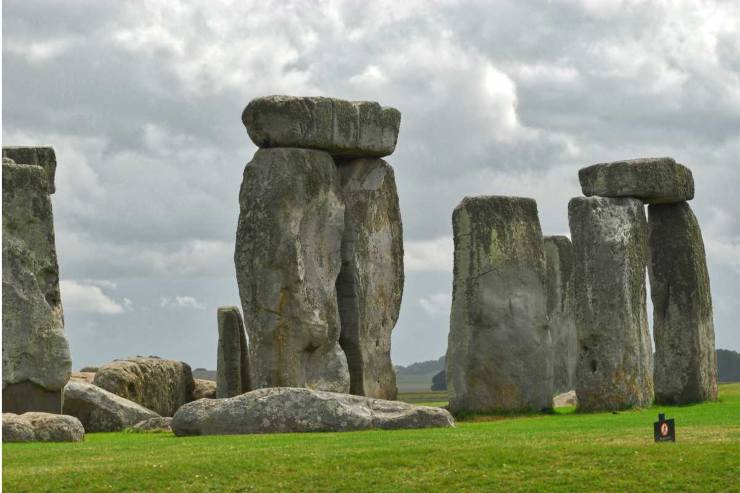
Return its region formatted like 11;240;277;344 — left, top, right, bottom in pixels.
70;372;96;384
648;202;718;404
568;197;653;411
2;156;71;414
63;381;159;432
193;379;217;400
544;236;577;393
242;96;401;158
171;387;454;436
2;146;57;193
553;390;577;408
2;412;84;442
235;148;349;393
579;157;693;204
336;158;403;400
446;196;553;413
93;357;194;416
216;306;250;398
130;416;173;433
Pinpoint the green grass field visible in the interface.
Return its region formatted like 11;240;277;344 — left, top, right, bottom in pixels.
4;384;739;492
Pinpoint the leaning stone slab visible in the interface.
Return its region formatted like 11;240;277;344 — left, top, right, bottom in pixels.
2;412;84;442
2;159;71;414
171;387;454;436
568;197;653;411
446;196;553;414
578;157;693;204
544;236;577;394
2;146;57;193
242;96;401;158
336;158;404;400
235;148;349;393
93;357;194;416
129;417;173;433
648;202;718;404
216;306;250;398
63;381;160;432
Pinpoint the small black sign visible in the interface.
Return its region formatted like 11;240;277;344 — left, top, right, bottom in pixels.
653;413;675;442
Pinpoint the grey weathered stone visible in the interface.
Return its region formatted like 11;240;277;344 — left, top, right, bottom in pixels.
242;96;401;158
171;387;454;436
2;159;71;414
2;146;57;193
544;236;577;394
446;196;553;413
193;379;217;400
93;357;194;416
568;196;654;411
216;306;250;398
336;158;403;400
130;416;173;433
553;390;577;408
79;366;99;373
578;157;693;204
63;381;160;432
648;202;718;404
235;148;349;393
2;412;84;442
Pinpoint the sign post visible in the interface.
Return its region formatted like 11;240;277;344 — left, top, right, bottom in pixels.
653;413;675;442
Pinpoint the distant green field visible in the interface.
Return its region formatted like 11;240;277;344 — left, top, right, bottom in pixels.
395;372;438;392
4;384;739;492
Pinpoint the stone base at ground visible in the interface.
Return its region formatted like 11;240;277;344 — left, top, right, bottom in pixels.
63;381;160;432
2;412;84;442
130;417;173;433
553;391;577;408
171;387;454;436
2;381;63;414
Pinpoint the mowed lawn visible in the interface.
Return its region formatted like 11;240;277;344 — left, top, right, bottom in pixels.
4;385;740;492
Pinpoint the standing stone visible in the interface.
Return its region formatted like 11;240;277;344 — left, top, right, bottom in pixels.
446;196;553;413
2;147;57;193
242;96;401;158
544;236;577;393
216;306;251;398
2;156;71;414
235;148;349;393
568;197;653;411
648;202;717;403
336;158;404;400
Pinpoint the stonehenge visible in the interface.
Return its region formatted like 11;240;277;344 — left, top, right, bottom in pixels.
2;148;71;414
446;196;553;413
236;95;404;398
570;157;717;409
568;197;654;411
216;306;250;398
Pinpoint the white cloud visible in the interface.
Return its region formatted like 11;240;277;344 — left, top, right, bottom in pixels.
60;280;124;314
404;237;454;272
419;292;451;317
160;296;206;310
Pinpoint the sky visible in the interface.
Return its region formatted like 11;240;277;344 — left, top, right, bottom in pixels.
2;0;739;370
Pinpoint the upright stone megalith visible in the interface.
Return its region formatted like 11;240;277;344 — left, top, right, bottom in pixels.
216;306;251;398
648;202;717;404
544;236;577;393
2;151;71;414
235;148;349;393
568;197;653;411
336;158;404;400
446;196;553;413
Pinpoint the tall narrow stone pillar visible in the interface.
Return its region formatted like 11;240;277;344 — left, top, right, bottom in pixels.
544;236;577;393
568;197;653;411
216;306;251;398
648;202;717;403
446;196;552;414
336;158;403;400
